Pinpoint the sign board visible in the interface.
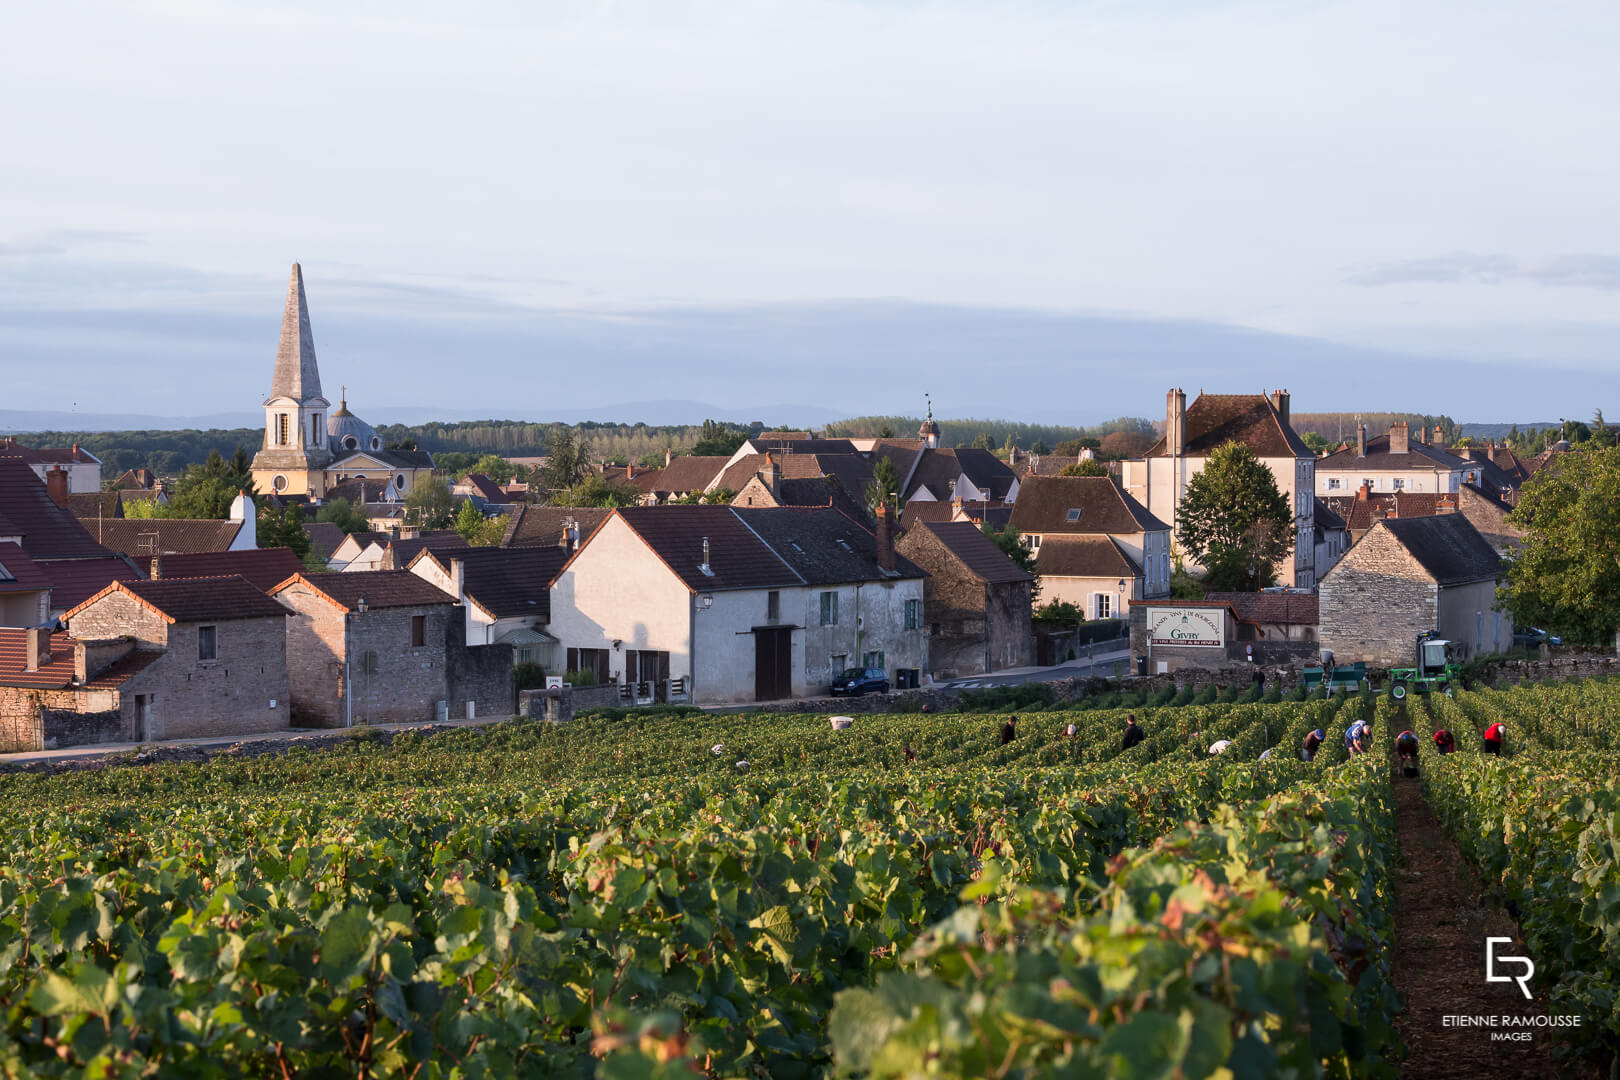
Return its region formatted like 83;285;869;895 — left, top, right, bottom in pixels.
545;675;565;690
1146;607;1226;649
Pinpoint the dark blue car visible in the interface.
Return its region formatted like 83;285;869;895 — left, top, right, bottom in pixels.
831;667;889;696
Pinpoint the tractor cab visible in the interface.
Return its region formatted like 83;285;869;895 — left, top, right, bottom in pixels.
1418;637;1455;675
1390;631;1462;700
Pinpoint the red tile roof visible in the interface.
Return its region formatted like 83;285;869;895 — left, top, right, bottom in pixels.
1009;476;1168;535
0;629;78;688
1034;535;1141;579
156;548;306;592
0;439;99;465
411;546;569;620
1204;591;1319;626
271;570;455;612
0;459;112;561
0;542;52;595
1143;394;1313;459
613;506;800;592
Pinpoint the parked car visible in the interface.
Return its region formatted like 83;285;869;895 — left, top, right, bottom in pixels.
1512;627;1562;647
831;667;889;696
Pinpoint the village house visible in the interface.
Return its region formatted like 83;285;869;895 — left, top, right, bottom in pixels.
499;506;611;549
1315;422;1476;496
0;439;102;494
547;504;927;704
407;545;569;665
1122;389;1318;588
631;455;733;503
0;627;162;752
728;453;869;520
1008;475;1171;618
1318;514;1511;666
1312;499;1350;582
0;458;113;564
1205;590;1320;643
0;543;52;627
88;491;259;558
1320;484;1523;554
894;520;1035;677
270;571;514;726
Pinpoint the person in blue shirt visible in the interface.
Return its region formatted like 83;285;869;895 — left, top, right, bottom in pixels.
1345;719;1371;756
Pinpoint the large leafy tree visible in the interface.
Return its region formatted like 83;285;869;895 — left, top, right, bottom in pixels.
165;447;256;519
689;419;749;458
404;477;456;529
1500;445;1620;645
542;427;592;490
453;499;505;546
314;496;371;535
257;502;311;558
1175;441;1292;592
553;475;642;508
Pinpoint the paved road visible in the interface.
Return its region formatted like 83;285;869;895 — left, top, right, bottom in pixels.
938;647;1133;689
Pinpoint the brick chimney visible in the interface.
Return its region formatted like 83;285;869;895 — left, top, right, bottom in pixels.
760;452;780;500
1436;494;1457;515
1166;389;1186;457
664;448;673;467
24;626;51;672
1357;481;1370;500
1389;422;1409;456
875;501;895;572
149;554;162;580
1357;424;1367;458
44;466;69;508
1269;389;1290;427
625;463;634;480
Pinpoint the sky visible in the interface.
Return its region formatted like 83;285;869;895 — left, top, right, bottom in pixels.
2;0;1617;426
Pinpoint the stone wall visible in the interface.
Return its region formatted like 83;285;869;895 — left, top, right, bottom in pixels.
896;527;1035;678
346;604;456;725
445;611;515;720
276;582;349;727
132;618;290;741
66;591;170;648
1478;655;1620;685
1318;527;1436;665
0;685;126;752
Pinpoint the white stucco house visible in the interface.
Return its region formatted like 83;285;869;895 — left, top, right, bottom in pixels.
547;504;928;704
408;545;568;665
1007;475;1171;618
1315;422;1476;496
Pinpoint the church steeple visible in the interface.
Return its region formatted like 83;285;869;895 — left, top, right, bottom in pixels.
266;263;325;405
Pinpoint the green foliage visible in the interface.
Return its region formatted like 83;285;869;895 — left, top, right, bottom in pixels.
1175;442;1292;592
512;661;548;692
1501;444;1620;644
313;496;371;535
453;499;505;545
672;486;735;506
1169;566;1206;601
867;455;899;511
542;427;593;490
970;432;994;451
688;419;751;458
1033;599;1082;622
1299;430;1330;453
1058;460;1108;476
403;476;455;529
469;453;516;484
144;448;257;520
256;501;310;558
553;475;643;508
980;523;1037;587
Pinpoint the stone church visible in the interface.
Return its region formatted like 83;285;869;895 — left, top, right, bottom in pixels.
250;265;435;499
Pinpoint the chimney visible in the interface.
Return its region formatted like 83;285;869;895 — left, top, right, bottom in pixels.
1357;481;1370;500
625;463;634;480
665;448;673;467
1389;422;1409;456
1357;424;1367;458
150;554;162;580
230;490;257;549
1269;389;1290;428
44;466;69;508
875;501;895;571
700;536;711;575
1436;494;1457;515
450;556;466;598
760;452;780;499
24;626;51;672
1166;388;1186;457
1434;425;1445;445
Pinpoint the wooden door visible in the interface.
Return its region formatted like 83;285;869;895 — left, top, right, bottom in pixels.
754;628;792;701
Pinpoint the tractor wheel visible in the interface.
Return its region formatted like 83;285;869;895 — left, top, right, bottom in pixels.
1392;682;1407;701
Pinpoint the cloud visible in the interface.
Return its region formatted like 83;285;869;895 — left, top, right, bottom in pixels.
1346;253;1620;290
0;229;143;257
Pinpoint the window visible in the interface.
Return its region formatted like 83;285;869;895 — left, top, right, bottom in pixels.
1392;478;1406;490
1362;478;1376;491
371;437;381;450
197;625;216;661
277;414;289;445
343;435;358;450
1327;478;1341;490
863;650;885;671
819;590;839;625
1026;534;1041;550
626;649;670;683
396;475;407;490
411;615;426;647
273;474;287;492
566;648;611;683
1093;593;1112;620
767;591;781;621
1065;508;1082;523
831;653;847;673
905;598;922;629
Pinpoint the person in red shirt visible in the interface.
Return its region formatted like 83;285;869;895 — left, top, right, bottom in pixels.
1432;729;1455;755
1482;721;1506;756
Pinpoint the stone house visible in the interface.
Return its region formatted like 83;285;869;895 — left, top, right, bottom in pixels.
0;438;102;494
1122;389;1318;588
894;520;1035;677
1318;514;1511;666
1205;590;1319;643
547;504;927;704
1321;484;1523;554
270;571;514;726
51;576;292;744
88;492;259;557
1315;422;1474;496
407;545;569;665
1008;475;1171;617
0;627;161;751
0;543;52;627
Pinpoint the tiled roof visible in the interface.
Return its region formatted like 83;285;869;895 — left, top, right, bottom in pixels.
456;473;518;503
156;548;306;592
0;542;51;594
1009;475;1168;535
645;455;730;494
0;630;79;689
65;492;123;521
1144;394;1313;459
69;575;289;624
302;521;347;562
914;522;1033;585
501;506;612;549
1205;591;1319;626
743;438;859;457
383;531;468;568
1033;535;1141;578
0;439;99;465
41;557;143;612
1317;434;1468;472
272;570;456;612
415;546;570;620
1375;514;1503;586
734;506;924;585
0;459;112;561
899;500;959;530
1313;497;1346;532
111;468;157;490
88;518;244;557
904;448;1019;502
614;506;800;592
715;452;832;494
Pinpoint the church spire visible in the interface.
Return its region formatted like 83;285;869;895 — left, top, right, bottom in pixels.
266;263;325;404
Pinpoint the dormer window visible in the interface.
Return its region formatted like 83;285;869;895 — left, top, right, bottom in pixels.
343;436;358;451
1065;508;1082;522
371;437;381;450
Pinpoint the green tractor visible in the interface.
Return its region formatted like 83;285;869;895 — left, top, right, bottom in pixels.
1388;631;1463;700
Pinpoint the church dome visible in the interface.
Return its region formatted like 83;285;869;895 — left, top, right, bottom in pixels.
327;394;381;454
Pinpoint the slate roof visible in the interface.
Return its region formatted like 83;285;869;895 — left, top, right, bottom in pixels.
65;492;123;521
89;518;243;557
903;448;1019;502
156;548;306;592
69;575;289;624
41;557;143;612
414;546;570;620
899;500;959;530
0;629;161;690
0;459;112;561
613;506;799;592
1376;514;1503;586
272;570;456;612
1204;591;1319;626
915;522;1032;585
1317;434;1468;472
501;506;612;549
734;507;925;585
384;531;471;568
0;542;51;594
268;263;324;403
1009;475;1168;535
1033;536;1141;578
1313;497;1346;533
302;522;347;562
1144;394;1313;458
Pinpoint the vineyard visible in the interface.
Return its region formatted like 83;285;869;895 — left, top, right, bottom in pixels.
5;678;1616;1077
